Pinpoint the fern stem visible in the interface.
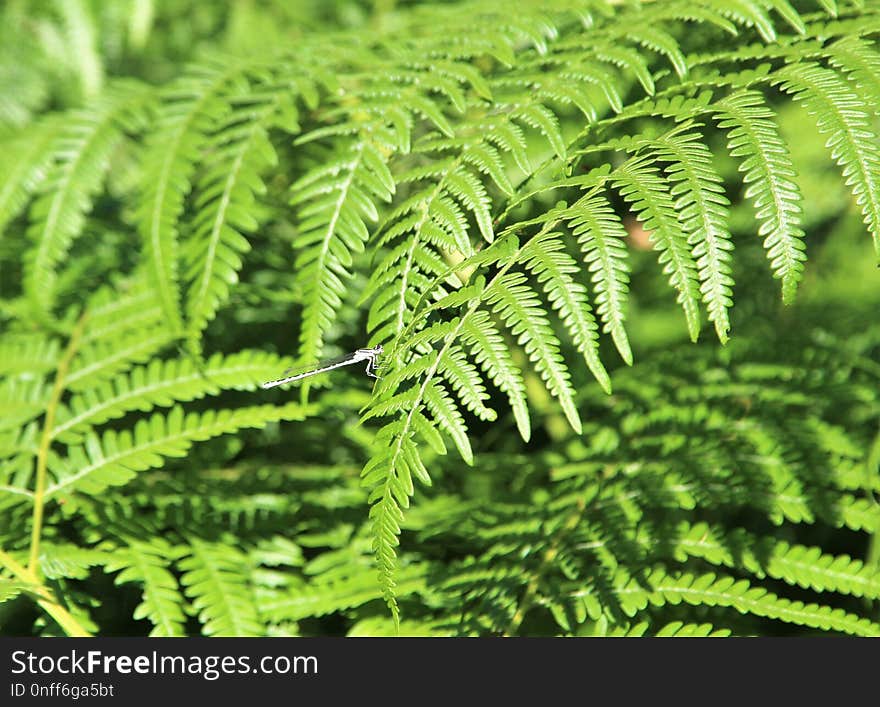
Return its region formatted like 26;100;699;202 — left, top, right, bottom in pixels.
28;309;89;575
300;142;364;362
382;220;560;457
505;495;587;635
370;222;562;617
0;547;91;637
394;155;466;336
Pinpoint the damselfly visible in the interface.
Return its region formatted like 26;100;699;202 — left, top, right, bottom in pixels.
261;345;383;389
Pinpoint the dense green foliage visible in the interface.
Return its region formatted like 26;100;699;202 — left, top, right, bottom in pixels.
1;0;879;636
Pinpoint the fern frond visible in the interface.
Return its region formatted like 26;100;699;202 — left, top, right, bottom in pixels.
45;402;308;498
3;0;879;638
488;271;582;433
39;543;109;580
260;560;427;624
184;79;292;342
616;568;880;636
613;158;702;341
364;89;575;345
424;379;474;464
293;138;394;364
676;522;880;599
65;308;170;393
105;538;186;637
0;377;50;433
179;538;261;636
641;127;734;342
361;422;425;625
774;61;880;256
567;194;633;365
653;621;732;637
825;35;880;108
521;230;610;392
625;24;688;78
698;0;779;42
0;334;60;378
78;277;164;344
462;311;531;442
0;579;28;604
347;616;451;636
56;276;175;394
512;103;567;159
446;167;495;243
23;82;149;318
135;60;241;337
437;346;497;422
0;119;59;237
714;89;806;302
53;350;294;443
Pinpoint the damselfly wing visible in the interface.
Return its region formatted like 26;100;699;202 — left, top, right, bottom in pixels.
261;346;383;389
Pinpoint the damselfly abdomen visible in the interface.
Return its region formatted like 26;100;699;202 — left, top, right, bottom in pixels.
261;346;383;389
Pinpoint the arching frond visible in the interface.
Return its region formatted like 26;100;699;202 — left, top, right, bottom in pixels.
184;75;298;342
714;90;806;303
23;83;149;319
179;538;262;636
105;537;187;637
135;60;243;337
774;61;880;255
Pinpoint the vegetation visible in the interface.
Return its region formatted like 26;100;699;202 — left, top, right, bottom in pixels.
1;0;879;637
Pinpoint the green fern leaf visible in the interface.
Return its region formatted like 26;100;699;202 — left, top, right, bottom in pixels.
643;127;733;342
715;90;805;303
446;167;494;244
106;538;186;637
39;543;109;580
261;561;427;623
619;568;880;636
825;36;880;109
136;60;237;337
488;271;582;433
512;103;566;159
567;193;633;365
0;334;60;378
293;139;394;364
521;231;611;392
677;522;880;599
654;621;732;637
613;158;702;341
626;24;688;78
0;119;59;237
180;538;262;636
462;311;531;441
438;346;497;421
774;62;880;256
700;0;777;41
763;0;807;35
361;424;419;626
0;580;28;604
487;121;531;174
53;350;294;443
424;379;474;464
66;328;172;393
23;83;148;318
184;83;288;341
44;402;308;498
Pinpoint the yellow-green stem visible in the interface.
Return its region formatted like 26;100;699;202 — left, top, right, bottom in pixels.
28;310;89;574
0;547;91;637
